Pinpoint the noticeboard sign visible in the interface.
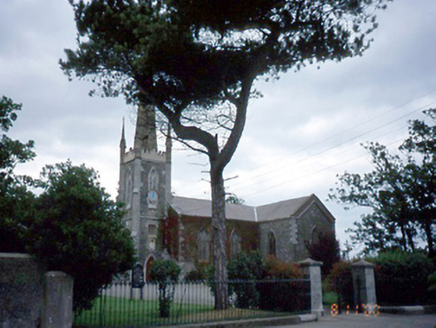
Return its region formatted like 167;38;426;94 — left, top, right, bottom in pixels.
132;263;145;288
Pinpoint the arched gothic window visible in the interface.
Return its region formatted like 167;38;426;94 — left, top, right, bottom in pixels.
147;167;159;208
197;229;210;262
125;169;133;205
148;167;159;191
311;227;321;245
148;224;157;251
230;230;241;258
268;231;276;256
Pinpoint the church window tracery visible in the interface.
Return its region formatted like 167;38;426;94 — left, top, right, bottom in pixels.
230;230;241;258
197;229;210;262
268;231;276;256
125;168;133;205
148;167;159;191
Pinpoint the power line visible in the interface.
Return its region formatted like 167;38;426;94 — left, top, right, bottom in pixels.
176;90;436;196
226;100;435;192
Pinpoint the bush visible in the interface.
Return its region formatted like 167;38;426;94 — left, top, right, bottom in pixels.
184;262;210;282
25;161;135;311
306;232;340;277
258;256;307;312
149;259;181;317
327;261;354;308
227;252;264;308
370;250;435;305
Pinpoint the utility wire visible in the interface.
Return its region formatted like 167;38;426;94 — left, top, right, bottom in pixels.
176;89;436;196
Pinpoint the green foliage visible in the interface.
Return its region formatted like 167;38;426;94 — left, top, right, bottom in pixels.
225;253;306;311
263;255;303;279
306;232;341;277
330;109;436;255
149;259;181;283
24;161;135;311
228;252;265;281
184;262;210;282
429;271;436;292
368;250;435;305
62;0;388;109
225;194;245;205
149;259;181;317
62;0;390;309
258;256;306;312
327;261;354;307
0;96;35;253
227;252;264;308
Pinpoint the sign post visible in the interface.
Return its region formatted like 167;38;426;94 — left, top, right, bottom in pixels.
131;263;145;300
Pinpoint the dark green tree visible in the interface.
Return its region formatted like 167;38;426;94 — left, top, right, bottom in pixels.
306;231;340;277
149;259;181;318
400;109;436;257
225;193;245;205
25;161;135;311
330;110;435;255
0;96;35;252
61;0;390;309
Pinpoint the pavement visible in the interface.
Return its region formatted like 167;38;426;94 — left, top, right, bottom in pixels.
265;313;436;328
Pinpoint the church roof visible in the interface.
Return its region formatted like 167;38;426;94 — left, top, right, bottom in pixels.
169;194;332;223
170;196;256;221
255;195;311;222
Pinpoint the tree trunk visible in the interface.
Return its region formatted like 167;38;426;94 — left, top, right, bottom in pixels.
399;223;408;251
423;214;435;257
210;165;229;310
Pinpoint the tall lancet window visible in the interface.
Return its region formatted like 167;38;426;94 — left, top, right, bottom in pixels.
125;169;133;206
197;229;210;262
230;230;241;259
147;167;159;208
268;231;276;256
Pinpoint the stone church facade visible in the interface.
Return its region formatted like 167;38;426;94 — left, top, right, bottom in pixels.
117;105;336;277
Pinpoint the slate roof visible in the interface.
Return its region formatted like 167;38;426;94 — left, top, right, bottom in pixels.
170;196;256;221
169;194;332;223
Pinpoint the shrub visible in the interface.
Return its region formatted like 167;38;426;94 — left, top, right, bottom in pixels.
149;259;181;317
327;261;354;308
264;255;303;279
306;232;340;277
184;262;210;282
25;161;135;311
227;252;264;308
258;256;307;312
370;250;435;305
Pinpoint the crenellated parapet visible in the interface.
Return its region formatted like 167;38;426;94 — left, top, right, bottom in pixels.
122;148;167;163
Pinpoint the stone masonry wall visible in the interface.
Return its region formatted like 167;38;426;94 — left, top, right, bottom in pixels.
0;253;45;328
296;202;335;260
259;218;298;262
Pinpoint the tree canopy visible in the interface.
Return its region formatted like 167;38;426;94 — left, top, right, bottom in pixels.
330;109;436;256
24;161;135;310
0;96;35;252
61;0;390;309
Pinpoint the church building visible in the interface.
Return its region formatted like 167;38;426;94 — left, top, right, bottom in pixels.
117;105;336;276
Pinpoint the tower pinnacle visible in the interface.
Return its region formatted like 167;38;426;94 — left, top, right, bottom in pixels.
134;104;157;153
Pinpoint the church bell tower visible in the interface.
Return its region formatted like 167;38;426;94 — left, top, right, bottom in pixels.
117;104;171;265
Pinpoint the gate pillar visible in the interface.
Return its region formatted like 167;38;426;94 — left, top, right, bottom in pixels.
298;258;324;318
351;260;377;309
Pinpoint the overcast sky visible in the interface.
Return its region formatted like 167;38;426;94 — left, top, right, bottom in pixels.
2;0;436;254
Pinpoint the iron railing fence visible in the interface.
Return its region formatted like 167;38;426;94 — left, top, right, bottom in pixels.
73;279;311;327
375;275;436;306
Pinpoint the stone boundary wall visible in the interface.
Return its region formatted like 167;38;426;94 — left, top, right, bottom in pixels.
0;253;73;328
0;253;45;328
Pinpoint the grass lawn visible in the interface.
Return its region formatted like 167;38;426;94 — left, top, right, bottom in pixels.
323;291;338;307
74;296;294;327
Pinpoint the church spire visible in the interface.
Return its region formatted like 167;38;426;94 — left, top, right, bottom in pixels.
134;104;157;154
120;117;126;150
119;117;126;162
